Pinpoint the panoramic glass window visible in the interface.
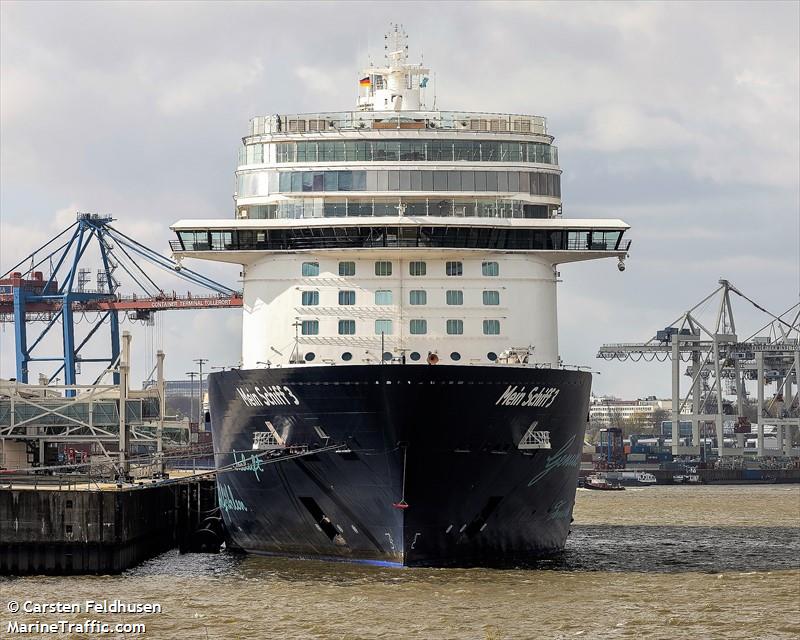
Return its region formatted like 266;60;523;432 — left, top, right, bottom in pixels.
482;290;500;305
409;261;427;276
409;319;427;335
482;261;499;276
375;319;393;335
409;290;427;305
446;319;464;335
483;319;500;335
271;140;558;165
301;320;319;335
338;319;356;335
446;261;463;276
302;261;320;276
301;290;319;306
338;261;356;276
338;290;356;305
375;290;393;305
446;290;464;305
375;261;393;276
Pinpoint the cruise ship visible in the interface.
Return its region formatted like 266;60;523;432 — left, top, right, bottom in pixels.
170;26;631;566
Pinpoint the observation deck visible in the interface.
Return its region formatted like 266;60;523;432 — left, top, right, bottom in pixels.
246;111;549;140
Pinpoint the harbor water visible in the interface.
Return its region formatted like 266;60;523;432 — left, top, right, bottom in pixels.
2;485;798;639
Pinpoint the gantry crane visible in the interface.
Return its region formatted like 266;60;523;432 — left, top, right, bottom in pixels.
1;213;242;389
597;280;799;459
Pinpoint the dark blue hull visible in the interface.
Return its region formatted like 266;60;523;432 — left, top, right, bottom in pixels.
208;364;590;567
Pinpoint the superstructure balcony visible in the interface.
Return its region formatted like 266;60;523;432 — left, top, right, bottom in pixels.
247;111;548;138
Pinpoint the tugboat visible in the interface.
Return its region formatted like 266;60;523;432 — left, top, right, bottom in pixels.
170;26;632;566
584;474;626;491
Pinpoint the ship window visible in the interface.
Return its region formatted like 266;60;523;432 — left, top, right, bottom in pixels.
338;261;356;276
374;261;393;276
447;171;461;190
497;171;509;192
447;320;464;335
375;319;393;335
409;351;421;361
341;351;353;361
446;261;463;276
446;290;463;305
487;351;498;361
382;351;394;361
301;291;319;306
409;290;427;305
377;171;389;191
302;262;319;276
338;319;356;335
433;172;447;191
388;171;400;191
483;320;500;335
409;319;427;335
450;351;462;361
301;320;319;335
338;171;353;191
461;171;475;191
338;290;356;305
399;171;411;191
567;231;591;250
375;290;393;305
422;171;434;191
324;171;338;191
291;172;302;192
305;352;316;362
483;290;500;305
409;261;426;276
474;171;487;191
482;261;499;276
410;171;422;191
275;140;558;166
486;172;499;191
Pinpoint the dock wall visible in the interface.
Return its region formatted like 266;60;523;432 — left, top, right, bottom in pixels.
0;480;218;575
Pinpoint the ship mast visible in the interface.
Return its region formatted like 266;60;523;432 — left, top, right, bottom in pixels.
357;24;430;112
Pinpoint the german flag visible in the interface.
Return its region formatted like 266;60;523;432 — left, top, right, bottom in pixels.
359;76;371;87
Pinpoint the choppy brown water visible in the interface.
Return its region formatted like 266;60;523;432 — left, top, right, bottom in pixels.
2;485;798;639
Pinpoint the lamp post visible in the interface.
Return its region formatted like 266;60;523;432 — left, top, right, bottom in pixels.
185;371;198;424
194;358;208;430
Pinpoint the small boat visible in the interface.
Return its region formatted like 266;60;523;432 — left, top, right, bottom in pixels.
584;474;625;491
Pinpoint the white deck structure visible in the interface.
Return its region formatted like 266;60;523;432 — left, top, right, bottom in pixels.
171;26;631;370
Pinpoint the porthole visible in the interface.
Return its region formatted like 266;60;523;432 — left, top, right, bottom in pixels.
409;351;421;361
487;351;498;361
450;352;461;361
341;352;353;361
305;352;316;362
382;351;393;362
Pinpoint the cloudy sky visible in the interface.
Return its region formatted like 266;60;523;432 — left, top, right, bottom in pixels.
1;1;798;397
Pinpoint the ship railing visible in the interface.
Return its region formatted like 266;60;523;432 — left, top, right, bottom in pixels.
248;111;548;138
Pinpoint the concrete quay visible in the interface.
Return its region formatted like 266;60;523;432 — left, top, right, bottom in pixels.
0;477;220;574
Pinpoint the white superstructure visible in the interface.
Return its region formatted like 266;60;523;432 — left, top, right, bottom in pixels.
171;26;631;369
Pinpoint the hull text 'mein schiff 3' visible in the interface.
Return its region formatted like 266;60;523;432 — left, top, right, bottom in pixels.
170;26;631;566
